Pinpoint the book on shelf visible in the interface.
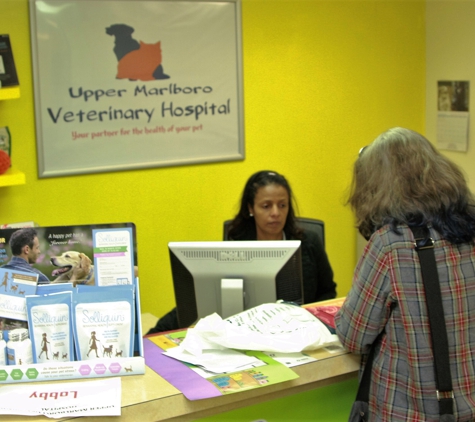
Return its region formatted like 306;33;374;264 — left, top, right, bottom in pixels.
0;221;39;229
0;34;19;88
0;126;11;158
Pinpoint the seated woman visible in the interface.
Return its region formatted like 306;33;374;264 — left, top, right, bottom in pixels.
147;170;337;334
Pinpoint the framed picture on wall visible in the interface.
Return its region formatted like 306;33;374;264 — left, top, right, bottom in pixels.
29;0;244;178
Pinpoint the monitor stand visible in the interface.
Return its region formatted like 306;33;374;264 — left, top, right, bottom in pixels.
221;278;244;319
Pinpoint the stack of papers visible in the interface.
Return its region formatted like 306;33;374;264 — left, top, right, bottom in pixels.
164;347;264;374
163;303;340;371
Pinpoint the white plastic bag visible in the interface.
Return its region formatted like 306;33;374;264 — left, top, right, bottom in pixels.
180;303;340;355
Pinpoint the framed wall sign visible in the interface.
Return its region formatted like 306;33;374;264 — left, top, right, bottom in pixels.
29;0;244;177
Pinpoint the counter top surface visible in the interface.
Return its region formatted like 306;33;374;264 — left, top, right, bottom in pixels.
2;301;360;422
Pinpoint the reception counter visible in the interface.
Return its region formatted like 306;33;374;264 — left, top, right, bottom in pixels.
3;300;360;422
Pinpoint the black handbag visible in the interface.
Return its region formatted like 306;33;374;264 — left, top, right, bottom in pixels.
348;226;455;422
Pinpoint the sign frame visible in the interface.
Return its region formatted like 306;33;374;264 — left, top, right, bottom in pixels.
29;0;245;178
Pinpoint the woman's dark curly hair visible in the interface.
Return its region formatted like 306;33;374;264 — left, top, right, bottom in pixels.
227;170;302;240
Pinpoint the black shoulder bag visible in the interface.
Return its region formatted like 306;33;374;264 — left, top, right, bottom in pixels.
348;226;455;422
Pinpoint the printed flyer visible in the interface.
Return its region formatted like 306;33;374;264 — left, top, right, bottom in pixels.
0;223;137;287
0;268;38;321
93;227;135;286
0;377;121;417
144;331;299;400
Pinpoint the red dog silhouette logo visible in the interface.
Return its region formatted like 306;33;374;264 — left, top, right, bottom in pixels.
106;24;170;81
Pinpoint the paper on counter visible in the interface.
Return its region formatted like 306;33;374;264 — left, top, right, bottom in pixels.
180;303;340;355
164;345;265;374
0;377;121;418
263;351;317;367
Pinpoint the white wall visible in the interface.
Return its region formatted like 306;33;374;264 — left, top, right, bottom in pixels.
426;0;475;192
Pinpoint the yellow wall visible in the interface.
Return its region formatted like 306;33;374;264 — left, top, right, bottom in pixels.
0;0;425;323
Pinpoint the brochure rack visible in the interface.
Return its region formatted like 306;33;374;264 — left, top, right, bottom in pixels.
0;223;145;384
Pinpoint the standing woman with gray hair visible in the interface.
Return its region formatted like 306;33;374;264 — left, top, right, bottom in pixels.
335;127;475;421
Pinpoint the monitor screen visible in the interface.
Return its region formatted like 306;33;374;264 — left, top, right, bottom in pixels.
168;240;303;327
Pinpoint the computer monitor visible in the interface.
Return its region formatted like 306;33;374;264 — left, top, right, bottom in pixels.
168;240;303;328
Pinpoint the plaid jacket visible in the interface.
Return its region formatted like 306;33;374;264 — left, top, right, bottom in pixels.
335;224;475;421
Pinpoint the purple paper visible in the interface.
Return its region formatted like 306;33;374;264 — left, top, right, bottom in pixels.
143;338;222;400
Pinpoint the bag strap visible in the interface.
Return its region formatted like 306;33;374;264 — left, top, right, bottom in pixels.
409;225;454;417
354;226;454;417
355;331;383;402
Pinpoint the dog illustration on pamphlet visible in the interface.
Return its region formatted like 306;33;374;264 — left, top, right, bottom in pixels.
103;344;113;358
86;331;118;359
106;24;170;81
0;270;37;296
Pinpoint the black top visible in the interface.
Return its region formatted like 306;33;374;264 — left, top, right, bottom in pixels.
298;229;337;303
230;227;336;303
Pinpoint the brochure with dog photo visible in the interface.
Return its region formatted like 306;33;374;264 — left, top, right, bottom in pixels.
0;223;137;288
0;268;38;321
